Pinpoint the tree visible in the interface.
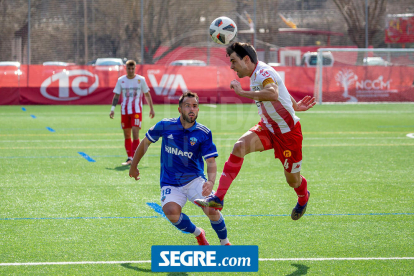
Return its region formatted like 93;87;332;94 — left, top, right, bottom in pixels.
255;0;280;63
93;0;223;64
137;0;223;64
0;0;32;62
332;0;387;63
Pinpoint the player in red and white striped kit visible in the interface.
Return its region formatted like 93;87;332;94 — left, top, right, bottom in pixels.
109;60;155;165
195;42;316;220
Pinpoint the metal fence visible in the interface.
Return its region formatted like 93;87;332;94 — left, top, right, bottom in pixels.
1;0;413;66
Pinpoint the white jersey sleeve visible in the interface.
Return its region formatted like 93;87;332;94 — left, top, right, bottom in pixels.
141;78;150;94
254;68;278;88
113;78;122;94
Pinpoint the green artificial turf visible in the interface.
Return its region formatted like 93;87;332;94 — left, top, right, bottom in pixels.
0;103;413;275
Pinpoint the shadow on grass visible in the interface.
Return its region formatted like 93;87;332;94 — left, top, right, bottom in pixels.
106;166;147;172
105;165;130;171
120;263;151;273
286;263;309;276
121;263;188;275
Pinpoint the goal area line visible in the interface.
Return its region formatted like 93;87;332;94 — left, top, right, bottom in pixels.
1;257;413;266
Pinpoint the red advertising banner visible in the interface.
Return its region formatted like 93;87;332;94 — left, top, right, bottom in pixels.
0;64;413;105
385;14;414;44
141;65;252;104
320;66;414;102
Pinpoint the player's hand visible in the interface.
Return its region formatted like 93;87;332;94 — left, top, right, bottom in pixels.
202;180;214;196
230;80;242;95
129;166;140;181
109;111;115;119
149;109;155;119
296;96;316;111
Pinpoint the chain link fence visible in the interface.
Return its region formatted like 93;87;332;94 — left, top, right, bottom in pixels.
1;0;413;66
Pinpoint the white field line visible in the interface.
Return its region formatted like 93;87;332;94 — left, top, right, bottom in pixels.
1;257;413;266
0;139;121;143
215;111;414;114
200;110;414;114
299;110;414;114
214;137;409;141
201;104;217;108
0;133;119;137
259;257;414;261
0;131;412;137
0;137;411;143
0;261;150;266
1;110;414;116
2;143;414;150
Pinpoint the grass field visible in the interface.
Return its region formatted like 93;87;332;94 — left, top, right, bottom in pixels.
0;103;413;275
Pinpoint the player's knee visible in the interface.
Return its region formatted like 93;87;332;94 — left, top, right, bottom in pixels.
164;212;181;223
232;140;246;156
163;207;181;223
286;178;301;188
204;207;220;219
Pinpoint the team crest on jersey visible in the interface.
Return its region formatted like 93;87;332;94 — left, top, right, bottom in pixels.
161;196;166;202
283;150;292;158
138;80;141;84
258;69;269;78
135;114;139;119
190;137;197;146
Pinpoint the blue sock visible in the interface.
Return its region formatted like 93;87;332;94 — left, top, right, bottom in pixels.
210;213;227;240
172;213;196;234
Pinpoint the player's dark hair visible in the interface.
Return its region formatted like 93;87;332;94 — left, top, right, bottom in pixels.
126;60;136;66
226;42;258;64
179;91;199;107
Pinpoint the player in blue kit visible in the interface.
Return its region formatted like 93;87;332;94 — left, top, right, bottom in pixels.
129;91;230;246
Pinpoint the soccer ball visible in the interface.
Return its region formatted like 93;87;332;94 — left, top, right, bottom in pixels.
209;16;237;45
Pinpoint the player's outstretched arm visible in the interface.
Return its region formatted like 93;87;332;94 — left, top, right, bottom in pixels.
129;137;152;180
202;157;217;196
291;95;316;112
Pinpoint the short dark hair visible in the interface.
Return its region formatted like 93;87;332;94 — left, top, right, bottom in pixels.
226;42;258;64
126;60;136;66
179;91;199;107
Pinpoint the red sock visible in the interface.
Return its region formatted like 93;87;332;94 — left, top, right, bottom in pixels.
125;139;132;158
132;139;140;157
215;154;244;200
294;175;309;206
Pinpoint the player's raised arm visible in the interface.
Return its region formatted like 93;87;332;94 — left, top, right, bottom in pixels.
231;80;279;101
129;137;152;180
202;157;217;196
291;95;316;112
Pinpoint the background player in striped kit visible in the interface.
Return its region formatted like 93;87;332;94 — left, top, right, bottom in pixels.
195;42;316;220
109;60;155;166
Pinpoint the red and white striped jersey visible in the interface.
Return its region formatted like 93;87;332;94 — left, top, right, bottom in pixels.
113;74;150;115
250;61;300;134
